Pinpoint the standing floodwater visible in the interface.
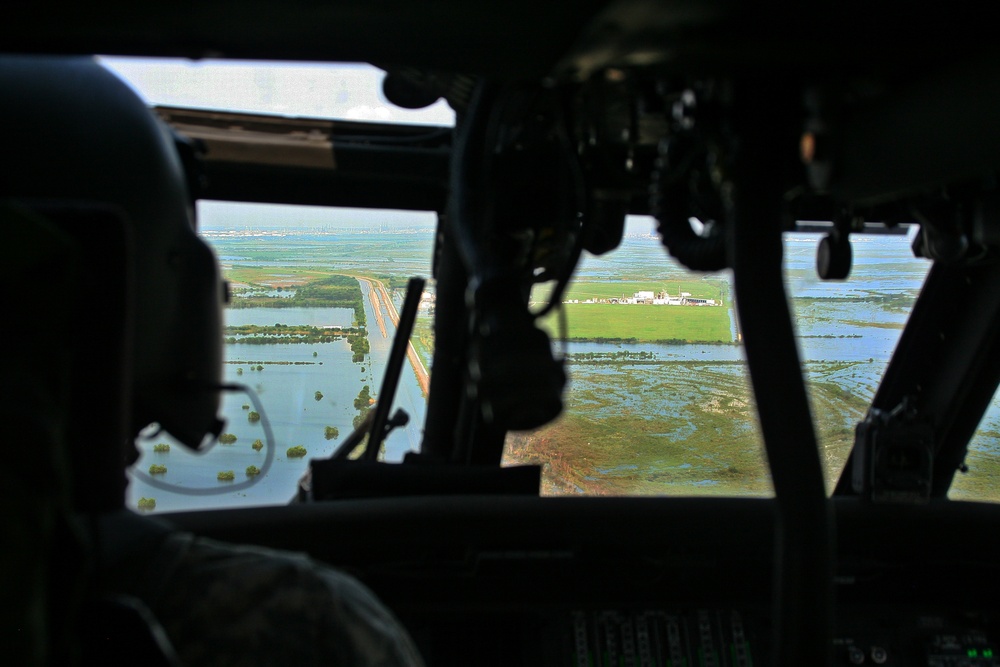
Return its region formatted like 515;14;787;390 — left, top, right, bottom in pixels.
127;269;429;511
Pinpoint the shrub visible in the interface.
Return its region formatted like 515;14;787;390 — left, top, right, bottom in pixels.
286;445;308;458
242;404;250;410
314;391;323;401
152;443;170;453
148;464;167;475
248;411;260;423
236;368;243;376
246;465;261;476
252;439;264;452
137;497;156;511
353;385;372;410
313;351;318;357
256;365;264;371
217;470;235;481
324;426;339;440
219;433;237;445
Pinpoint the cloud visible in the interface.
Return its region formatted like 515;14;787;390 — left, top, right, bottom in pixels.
342;105;392;121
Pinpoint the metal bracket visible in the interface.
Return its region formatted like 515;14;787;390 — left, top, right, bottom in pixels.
852;396;935;503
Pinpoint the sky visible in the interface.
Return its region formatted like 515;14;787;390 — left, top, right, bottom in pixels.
196;201;438;231
98;57;455;124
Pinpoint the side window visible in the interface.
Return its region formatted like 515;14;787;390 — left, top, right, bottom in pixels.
126;203;437;512
951;401;1000;502
503;222;932;497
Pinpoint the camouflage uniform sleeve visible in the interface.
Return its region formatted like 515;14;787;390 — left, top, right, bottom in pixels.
115;531;424;667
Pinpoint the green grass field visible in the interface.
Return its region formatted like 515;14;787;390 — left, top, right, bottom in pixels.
412;314;435;370
558;278;726;303
539;302;733;343
223;265;333;288
535;277;734;344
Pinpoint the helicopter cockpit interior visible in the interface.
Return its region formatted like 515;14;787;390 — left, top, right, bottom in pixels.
5;2;1000;665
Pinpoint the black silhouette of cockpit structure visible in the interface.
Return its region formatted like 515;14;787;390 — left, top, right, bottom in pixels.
5;3;1000;665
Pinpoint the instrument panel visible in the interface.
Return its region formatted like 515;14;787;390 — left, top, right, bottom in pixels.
167;496;1000;666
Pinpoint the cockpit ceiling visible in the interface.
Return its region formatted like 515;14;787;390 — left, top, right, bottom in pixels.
4;1;996;80
4;1;608;78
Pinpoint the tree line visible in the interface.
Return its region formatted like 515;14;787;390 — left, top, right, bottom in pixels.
229;275;367;327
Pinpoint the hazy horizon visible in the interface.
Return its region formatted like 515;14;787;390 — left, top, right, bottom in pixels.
198;200;659;235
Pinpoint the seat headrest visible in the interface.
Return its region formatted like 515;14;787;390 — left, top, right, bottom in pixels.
0;56;224;449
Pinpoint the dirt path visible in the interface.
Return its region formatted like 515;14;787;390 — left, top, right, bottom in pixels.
359;278;389;339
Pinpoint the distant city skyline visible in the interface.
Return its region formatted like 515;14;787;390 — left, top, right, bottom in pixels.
197;199;657;235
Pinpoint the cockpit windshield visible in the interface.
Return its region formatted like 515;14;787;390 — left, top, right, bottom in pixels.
99;57;455;125
106;58;1000;512
508;225;932;497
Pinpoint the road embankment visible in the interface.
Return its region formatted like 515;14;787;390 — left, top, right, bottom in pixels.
361;276;430;396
